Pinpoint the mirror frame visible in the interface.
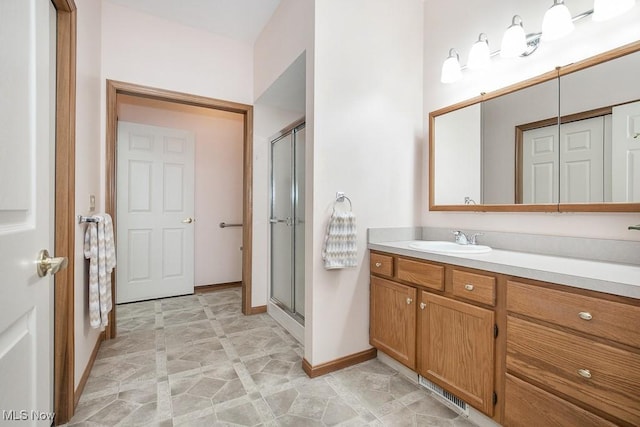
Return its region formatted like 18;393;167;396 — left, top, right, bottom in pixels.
429;40;640;213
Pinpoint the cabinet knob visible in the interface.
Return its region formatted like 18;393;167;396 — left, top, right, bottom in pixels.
375;262;382;267
578;312;593;321
464;284;474;291
420;302;426;310
406;298;413;305
577;369;592;379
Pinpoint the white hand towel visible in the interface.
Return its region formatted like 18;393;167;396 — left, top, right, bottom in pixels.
84;222;100;328
84;214;116;329
322;211;358;269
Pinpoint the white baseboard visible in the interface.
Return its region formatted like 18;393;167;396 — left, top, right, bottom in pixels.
267;301;304;344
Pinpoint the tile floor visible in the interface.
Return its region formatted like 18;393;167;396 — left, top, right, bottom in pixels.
64;288;478;426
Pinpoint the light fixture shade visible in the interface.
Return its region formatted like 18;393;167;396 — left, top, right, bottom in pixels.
593;0;635;21
541;0;574;41
440;48;462;83
468;33;490;70
500;16;527;58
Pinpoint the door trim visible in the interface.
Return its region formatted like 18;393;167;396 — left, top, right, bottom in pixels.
105;80;254;338
52;0;77;424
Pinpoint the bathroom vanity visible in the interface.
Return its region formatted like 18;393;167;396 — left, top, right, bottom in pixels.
368;241;640;427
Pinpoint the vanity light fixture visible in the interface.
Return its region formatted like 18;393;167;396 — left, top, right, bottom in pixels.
593;0;636;21
440;48;462;83
467;33;491;70
500;15;527;58
541;0;575;41
440;0;637;84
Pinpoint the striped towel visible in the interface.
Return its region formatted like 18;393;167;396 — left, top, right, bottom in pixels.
84;214;116;328
322;211;358;269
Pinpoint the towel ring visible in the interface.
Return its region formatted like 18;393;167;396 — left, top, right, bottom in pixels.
333;192;352;212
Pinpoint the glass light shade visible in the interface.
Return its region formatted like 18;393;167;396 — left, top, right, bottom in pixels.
541;0;574;41
500;16;527;58
440;49;462;83
593;0;635;21
467;34;490;70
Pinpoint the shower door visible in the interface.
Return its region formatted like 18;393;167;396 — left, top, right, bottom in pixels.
270;122;305;323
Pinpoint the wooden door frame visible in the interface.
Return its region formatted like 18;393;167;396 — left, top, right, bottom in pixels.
104;80;255;339
52;0;77;424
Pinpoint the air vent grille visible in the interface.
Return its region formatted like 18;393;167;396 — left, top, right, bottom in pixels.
418;376;469;416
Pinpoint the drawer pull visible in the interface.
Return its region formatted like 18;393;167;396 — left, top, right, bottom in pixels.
578;369;592;379
375;262;382;267
420;302;426;310
578;311;593;321
406;298;413;305
464;284;474;291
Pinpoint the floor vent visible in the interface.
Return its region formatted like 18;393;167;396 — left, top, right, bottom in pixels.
418;376;469;416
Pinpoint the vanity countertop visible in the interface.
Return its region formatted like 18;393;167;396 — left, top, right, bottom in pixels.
368;240;640;300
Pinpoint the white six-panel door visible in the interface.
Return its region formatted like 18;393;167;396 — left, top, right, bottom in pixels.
612;101;640;202
0;0;56;424
559;117;605;203
522;126;559;204
117;122;195;303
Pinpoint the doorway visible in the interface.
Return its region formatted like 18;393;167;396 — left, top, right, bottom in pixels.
270;121;306;324
105;80;255;340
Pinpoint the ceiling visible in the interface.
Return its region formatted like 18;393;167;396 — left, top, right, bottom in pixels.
106;0;282;43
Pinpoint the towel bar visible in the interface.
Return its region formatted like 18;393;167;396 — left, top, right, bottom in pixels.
78;215;101;224
219;222;243;228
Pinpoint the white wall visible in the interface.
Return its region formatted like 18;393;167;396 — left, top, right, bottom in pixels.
74;0;103;388
310;0;424;365
101;1;253;104
253;0;314;311
117;95;244;286
423;0;640;240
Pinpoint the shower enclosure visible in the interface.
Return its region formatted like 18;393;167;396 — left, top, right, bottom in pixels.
270;120;305;324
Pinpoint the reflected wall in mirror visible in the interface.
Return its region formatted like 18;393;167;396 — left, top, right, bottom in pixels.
433;103;481;205
485;79;558;205
429;40;640;212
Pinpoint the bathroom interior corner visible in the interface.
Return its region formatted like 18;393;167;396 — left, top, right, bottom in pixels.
2;0;639;426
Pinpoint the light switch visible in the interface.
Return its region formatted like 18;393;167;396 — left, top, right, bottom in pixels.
89;195;96;212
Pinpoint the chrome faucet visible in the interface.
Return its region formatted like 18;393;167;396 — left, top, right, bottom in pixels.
452;230;483;245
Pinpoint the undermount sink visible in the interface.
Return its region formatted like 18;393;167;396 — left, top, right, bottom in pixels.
408;240;492;255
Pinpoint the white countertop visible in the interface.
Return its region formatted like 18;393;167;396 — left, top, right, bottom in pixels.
368;240;640;300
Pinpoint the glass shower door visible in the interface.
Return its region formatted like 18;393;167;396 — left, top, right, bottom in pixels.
270;122;305;323
270;133;294;310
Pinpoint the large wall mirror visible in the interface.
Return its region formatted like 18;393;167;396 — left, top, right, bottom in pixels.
429;41;640;212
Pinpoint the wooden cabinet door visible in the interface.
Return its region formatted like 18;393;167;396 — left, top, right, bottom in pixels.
370;276;417;369
418;291;495;416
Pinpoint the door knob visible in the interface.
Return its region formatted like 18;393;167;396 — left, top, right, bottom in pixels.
182;217;195;224
37;249;68;277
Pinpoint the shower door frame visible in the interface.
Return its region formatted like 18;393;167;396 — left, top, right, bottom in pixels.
269;119;306;325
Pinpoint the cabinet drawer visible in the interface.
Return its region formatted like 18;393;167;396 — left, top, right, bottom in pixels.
507;280;640;348
397;257;444;290
504;374;616;427
370;252;394;277
452;269;496;306
507;316;640;425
